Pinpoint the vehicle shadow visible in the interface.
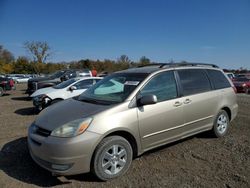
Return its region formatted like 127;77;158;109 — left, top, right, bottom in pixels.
11;96;31;101
14;107;36;115
0;137;67;186
1;93;10;96
0;137;98;186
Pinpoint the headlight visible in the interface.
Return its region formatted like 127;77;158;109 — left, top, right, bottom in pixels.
51;118;92;137
34;94;48;101
242;83;246;87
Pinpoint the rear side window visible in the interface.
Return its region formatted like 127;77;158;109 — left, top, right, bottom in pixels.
177;69;211;96
207;70;231;89
74;79;94;89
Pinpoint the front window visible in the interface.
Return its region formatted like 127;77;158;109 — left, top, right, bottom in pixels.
78;73;148;104
139;71;178;102
53;78;78;89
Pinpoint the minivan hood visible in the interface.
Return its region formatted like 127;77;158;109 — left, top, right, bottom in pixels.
35;98;113;131
30;87;56;97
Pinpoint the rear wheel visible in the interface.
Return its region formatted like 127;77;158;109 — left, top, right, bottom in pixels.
0;87;4;96
245;88;250;94
91;136;133;181
212;110;230;137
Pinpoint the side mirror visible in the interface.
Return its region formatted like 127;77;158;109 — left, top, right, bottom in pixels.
137;94;157;106
69;86;77;91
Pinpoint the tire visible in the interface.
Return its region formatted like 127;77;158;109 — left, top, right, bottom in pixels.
91;136;133;181
0;87;3;96
245;88;249;95
212;110;230;138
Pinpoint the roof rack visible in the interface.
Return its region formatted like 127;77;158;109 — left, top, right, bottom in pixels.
137;63;164;67
159;63;219;68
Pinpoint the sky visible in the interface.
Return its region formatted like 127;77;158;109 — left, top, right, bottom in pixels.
0;0;249;69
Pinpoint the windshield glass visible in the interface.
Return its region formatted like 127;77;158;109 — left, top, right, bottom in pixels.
49;70;66;79
53;78;78;89
78;73;148;104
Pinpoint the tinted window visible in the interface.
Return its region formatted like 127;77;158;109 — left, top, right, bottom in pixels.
53;78;78;89
207;70;231;89
178;69;211;96
74;79;94;89
140;71;177;102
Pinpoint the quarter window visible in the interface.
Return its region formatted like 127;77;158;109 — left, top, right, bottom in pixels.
177;69;211;96
207;70;231;89
140;71;178;102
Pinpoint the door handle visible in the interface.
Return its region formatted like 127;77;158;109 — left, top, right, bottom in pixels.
173;101;182;107
183;99;192;104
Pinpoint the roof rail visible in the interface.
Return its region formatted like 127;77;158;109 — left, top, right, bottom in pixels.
137;63;163;67
159;63;219;68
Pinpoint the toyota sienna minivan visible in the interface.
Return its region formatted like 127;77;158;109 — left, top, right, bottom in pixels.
28;63;238;181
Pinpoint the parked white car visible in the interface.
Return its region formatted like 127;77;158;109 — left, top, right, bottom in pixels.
16;75;32;83
31;77;102;112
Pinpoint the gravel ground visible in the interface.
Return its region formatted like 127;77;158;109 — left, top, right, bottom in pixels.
0;84;249;188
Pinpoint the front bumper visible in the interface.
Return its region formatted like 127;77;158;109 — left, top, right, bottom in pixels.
28;126;101;175
33;97;51;110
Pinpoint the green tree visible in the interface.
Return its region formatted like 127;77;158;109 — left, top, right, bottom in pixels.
0;45;15;73
13;56;33;74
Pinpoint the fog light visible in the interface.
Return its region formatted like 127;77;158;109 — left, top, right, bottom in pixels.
51;163;72;171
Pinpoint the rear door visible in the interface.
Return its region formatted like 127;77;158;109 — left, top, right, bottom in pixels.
137;71;184;150
176;69;219;133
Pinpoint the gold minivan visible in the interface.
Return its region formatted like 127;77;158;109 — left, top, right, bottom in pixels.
28;63;238;180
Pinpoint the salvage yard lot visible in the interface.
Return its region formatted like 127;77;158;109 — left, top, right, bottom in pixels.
0;84;249;188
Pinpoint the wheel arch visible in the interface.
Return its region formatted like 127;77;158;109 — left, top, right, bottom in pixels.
221;106;232;121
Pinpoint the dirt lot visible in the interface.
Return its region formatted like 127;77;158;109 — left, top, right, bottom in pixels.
0;84;249;188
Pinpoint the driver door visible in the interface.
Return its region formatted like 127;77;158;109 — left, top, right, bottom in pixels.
137;71;184;151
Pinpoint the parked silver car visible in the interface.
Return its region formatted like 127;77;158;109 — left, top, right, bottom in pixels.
28;63;238;180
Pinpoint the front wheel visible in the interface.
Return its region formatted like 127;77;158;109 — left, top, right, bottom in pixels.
91;136;133;181
212;110;230;138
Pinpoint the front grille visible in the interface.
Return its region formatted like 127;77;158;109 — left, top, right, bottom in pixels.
28;81;33;90
33;82;38;90
36;127;51;137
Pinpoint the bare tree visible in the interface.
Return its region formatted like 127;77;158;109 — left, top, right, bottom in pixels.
117;55;131;64
24;41;51;64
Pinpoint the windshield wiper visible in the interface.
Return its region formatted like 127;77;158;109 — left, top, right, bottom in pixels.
78;97;113;105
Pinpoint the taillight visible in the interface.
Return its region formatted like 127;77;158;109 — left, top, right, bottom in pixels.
1;81;7;85
232;86;237;93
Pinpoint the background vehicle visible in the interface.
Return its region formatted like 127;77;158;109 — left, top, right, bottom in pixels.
0;77;15;96
225;72;235;80
31;77;102;111
28;63;238;181
15;75;32;83
233;77;250;93
27;69;92;95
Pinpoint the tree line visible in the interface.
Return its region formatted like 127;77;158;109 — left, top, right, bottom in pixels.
0;41;249;75
0;42;151;74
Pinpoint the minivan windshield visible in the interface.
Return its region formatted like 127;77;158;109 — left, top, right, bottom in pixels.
49;70;66;79
78;73;148;104
53;78;78;89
